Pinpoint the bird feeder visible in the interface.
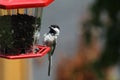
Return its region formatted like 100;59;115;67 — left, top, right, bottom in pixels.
0;0;53;59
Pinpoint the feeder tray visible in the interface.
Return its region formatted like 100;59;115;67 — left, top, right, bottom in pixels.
0;0;54;59
0;45;50;59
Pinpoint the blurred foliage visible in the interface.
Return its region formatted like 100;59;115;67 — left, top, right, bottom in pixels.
82;23;92;45
82;0;120;79
56;0;120;80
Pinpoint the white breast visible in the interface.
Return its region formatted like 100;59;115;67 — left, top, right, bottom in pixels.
43;33;57;46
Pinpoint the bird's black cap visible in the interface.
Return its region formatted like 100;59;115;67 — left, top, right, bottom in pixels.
49;25;60;30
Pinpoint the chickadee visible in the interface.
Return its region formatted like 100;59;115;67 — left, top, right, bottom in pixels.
43;25;60;76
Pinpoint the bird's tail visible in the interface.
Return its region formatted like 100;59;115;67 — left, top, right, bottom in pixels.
48;41;56;76
48;53;52;76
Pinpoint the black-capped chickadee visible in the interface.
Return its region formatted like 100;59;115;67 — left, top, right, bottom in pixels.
43;25;60;76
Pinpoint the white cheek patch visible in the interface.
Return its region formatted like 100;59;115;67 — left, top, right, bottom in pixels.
53;28;60;35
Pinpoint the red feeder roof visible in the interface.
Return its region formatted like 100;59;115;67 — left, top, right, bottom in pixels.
0;0;54;9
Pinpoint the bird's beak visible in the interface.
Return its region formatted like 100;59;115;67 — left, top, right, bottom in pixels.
49;26;51;29
49;26;53;29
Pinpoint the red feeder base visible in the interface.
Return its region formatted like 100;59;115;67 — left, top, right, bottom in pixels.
0;45;50;59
